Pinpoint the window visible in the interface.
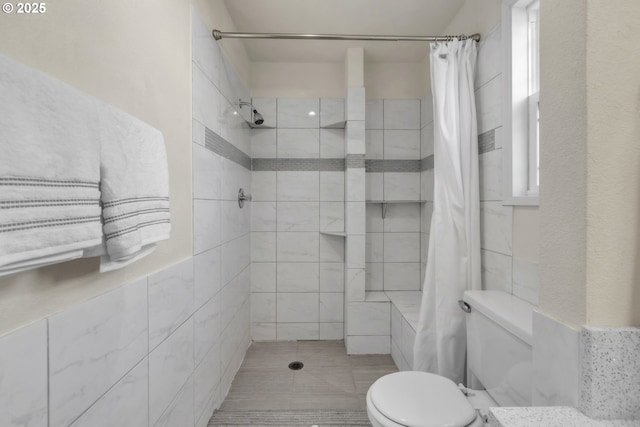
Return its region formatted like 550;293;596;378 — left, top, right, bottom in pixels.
503;0;540;205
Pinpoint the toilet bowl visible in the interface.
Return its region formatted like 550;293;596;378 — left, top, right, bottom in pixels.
366;371;485;427
366;291;535;427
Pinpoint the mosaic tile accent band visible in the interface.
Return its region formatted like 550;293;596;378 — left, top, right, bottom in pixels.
365;160;423;173
205;127;252;170
346;154;365;169
479;128;496;154
251;158;345;172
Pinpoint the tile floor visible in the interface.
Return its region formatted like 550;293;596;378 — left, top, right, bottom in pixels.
218;340;398;411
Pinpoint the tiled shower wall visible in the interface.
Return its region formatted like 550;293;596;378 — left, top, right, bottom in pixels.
365;99;426;292
475;24;539;304
250;97;347;341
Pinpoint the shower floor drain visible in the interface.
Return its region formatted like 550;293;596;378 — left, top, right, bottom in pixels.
288;361;304;370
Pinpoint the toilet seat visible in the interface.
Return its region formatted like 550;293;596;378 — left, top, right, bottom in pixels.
368;372;479;427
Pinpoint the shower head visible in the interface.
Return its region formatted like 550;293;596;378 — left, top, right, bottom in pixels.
238;99;264;125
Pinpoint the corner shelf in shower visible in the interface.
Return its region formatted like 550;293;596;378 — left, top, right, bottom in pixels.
320;231;347;237
366;200;428;219
320;120;346;129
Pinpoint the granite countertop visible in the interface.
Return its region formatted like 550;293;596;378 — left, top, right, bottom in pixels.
488;407;640;427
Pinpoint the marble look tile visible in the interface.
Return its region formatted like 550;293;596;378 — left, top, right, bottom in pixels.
252;171;277;202
532;311;579;407
277;202;320;231
383;203;421;232
346;168;366;201
421;122;434;158
192;65;221;136
277;171;320;201
476;24;502;88
194;294;221;365
348;302;391;335
366;204;384;232
421;93;434;128
320;201;345;233
421;169;434;202
391;305;402;344
154;376;194;427
192;142;221;200
70;359;148;427
383;99;420;130
481;249;513;294
277;293;319;323
383;263;421;291
220;157;251;201
401;318;416;368
252;201;277;232
192;12;221;89
480;201;513;255
277;98;319;128
277;128;320;158
366;129;384;159
480;148;503;201
149;318;194;426
320;129;345;158
277;323;320;340
346;202;366;235
320;234;345;262
580;326;640;420
277;232;319;262
366;99;383;130
347;87;365;121
251;323;277;341
320;98;345;127
384;130;421;160
347;268;366;302
475;74;502;134
320;323;344;340
193;199;221;254
252;232;276;262
49;279;148;427
194;247;221;307
366;233;384;263
220;233;251;285
320;263;345;292
366;173;384;201
346;235;365;269
494;125;504;149
0;320;47;427
366;263;384;291
347;336;390;355
252;98;277;128
192;119;205;146
391;339;409;371
383;233;420;262
251;128;276;158
320;293;344;323
194;343;220;423
251;262;277;292
421;202;433;235
221;200;250;243
346;120;366;155
149;258;194;350
251;293;276;323
384;173;420;201
277;262;319;292
513;258;539;306
320;171;345;202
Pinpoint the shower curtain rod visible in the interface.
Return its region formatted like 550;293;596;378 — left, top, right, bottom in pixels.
212;30;481;43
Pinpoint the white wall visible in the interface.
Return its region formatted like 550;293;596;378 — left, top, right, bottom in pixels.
364;62;426;99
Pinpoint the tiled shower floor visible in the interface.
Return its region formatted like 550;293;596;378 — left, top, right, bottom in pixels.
216;340;398;412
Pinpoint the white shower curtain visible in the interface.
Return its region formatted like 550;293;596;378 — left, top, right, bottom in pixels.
412;39;481;384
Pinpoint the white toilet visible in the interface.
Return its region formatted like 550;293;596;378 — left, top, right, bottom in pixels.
366;290;535;427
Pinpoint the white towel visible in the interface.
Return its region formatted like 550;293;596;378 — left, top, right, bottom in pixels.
91;104;171;271
0;54;103;275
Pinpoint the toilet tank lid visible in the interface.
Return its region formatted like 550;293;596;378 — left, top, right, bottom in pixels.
463;291;534;345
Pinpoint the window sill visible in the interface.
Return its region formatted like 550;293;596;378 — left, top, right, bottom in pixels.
503;195;539;207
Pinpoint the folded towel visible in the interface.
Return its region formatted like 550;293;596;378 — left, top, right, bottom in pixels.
93;104;170;271
0;54;103;275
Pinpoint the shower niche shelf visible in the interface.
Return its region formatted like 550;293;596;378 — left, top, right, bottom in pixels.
320;231;346;237
248;123;275;129
366;200;428;219
320;120;346;129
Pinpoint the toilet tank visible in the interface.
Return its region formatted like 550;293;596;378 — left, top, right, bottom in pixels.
463;290;533;407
